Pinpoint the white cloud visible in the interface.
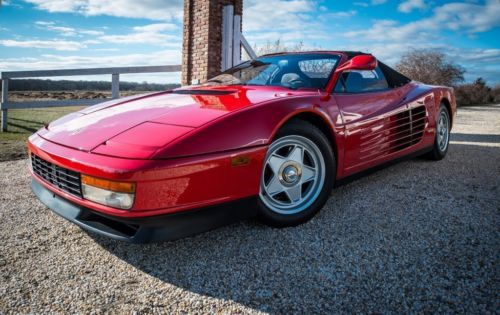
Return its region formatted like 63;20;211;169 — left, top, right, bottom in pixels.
99;23;180;46
433;0;500;33
0;39;86;51
354;0;387;7
244;0;317;32
79;30;104;36
243;0;329;47
398;0;426;13
82;39;101;45
132;23;177;33
24;0;183;20
3;0;23;8
320;10;357;19
345;0;500;41
35;21;77;36
32;21;180;47
35;21;104;37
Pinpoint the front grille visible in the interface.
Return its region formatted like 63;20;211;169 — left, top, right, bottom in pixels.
31;154;82;198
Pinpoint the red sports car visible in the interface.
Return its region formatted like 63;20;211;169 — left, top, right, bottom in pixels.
29;51;456;242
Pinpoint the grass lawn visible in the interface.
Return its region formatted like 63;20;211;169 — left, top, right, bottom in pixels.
0;107;84;161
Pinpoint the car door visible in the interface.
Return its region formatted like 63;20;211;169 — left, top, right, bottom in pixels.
333;66;410;175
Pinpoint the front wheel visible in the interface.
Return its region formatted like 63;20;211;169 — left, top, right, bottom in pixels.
257;120;335;227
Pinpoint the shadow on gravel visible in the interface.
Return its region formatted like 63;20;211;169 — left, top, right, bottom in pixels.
457;105;500;112
91;142;499;313
451;133;500;143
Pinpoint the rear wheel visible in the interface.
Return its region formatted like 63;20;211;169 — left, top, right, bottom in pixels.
258;120;335;227
426;104;450;160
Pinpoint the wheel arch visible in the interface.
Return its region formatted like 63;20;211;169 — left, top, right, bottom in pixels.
273;110;338;160
440;97;453;127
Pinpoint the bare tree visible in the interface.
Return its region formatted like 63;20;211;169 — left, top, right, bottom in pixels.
252;39;306;56
396;49;465;86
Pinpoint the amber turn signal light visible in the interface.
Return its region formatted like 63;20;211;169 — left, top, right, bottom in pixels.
81;175;136;193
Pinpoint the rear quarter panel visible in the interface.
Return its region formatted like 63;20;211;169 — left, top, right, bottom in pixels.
335;82;438;178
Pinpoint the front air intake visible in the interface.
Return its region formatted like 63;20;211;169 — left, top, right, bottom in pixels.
31;154;83;198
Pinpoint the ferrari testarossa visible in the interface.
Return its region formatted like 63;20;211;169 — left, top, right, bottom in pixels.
28;51;456;242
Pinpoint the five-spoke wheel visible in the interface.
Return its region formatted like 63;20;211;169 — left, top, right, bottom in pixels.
437;109;450;152
257;120;335;227
260;135;325;214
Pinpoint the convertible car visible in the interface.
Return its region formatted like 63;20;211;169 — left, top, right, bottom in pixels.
28;51;456;242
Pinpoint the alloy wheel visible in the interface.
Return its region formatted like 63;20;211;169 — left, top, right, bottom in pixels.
437;110;450;152
259;135;326;215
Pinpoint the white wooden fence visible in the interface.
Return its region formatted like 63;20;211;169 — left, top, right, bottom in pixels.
0;65;181;131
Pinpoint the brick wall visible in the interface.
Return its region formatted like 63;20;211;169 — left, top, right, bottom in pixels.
182;0;243;86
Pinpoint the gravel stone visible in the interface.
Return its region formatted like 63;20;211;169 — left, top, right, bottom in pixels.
1;105;499;313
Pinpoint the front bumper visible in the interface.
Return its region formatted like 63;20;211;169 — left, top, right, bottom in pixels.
28;132;266;218
32;178;257;243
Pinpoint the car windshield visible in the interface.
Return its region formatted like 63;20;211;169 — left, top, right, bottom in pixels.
203;54;340;90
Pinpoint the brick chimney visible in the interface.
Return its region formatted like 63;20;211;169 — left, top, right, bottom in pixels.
182;0;243;86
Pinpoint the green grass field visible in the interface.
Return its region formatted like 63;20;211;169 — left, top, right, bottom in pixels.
0;107;84;161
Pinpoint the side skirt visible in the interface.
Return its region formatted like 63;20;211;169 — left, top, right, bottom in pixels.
334;146;433;188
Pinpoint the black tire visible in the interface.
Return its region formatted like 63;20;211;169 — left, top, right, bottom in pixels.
426;103;451;160
257;119;335;227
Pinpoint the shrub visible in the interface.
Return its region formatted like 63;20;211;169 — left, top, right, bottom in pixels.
454;78;494;106
491;85;500;103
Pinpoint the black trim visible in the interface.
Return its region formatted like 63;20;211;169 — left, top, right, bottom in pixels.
171;89;236;95
378;61;411;88
31;179;258;243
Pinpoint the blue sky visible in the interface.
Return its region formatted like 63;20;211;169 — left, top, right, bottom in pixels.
0;0;499;84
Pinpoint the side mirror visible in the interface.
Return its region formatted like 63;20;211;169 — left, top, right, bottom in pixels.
336;54;377;73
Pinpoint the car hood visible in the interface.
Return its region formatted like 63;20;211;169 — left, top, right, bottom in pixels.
37;86;305;153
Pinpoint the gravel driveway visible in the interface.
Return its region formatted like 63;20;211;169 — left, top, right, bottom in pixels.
1;105;499;314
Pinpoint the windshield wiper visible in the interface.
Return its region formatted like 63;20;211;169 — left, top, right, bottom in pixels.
249;60;270;67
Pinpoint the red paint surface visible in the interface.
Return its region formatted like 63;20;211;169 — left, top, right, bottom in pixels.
28;51;457;218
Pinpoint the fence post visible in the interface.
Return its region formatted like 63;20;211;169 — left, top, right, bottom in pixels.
1;78;8;132
221;5;234;71
233;15;242;66
111;73;119;99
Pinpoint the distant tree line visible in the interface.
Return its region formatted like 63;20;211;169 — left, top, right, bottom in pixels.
9;79;180;92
